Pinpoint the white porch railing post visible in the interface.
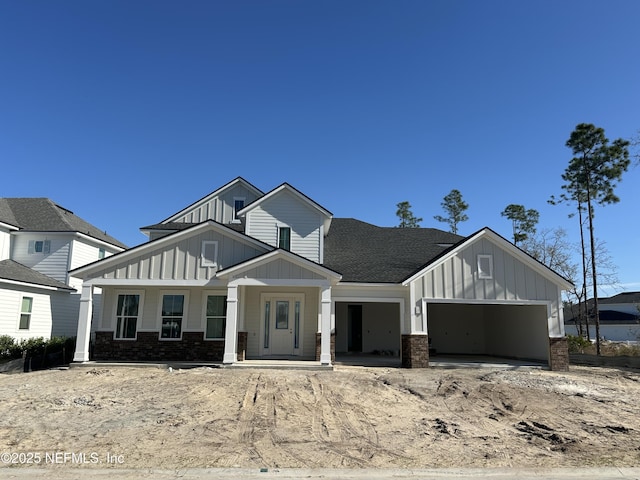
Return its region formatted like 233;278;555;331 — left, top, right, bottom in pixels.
223;284;239;364
320;286;332;365
73;284;93;362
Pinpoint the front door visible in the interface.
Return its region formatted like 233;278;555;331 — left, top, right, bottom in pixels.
262;294;304;357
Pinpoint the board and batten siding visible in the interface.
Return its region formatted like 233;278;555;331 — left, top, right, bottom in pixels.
245;190;323;263
172;184;261;225
229;258;327;282
86;230;269;283
412;238;558;303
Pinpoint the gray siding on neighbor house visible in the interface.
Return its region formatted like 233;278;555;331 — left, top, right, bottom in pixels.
414;238;558;303
172;184;262;225
245;190;323;263
11;233;72;284
86;229;269;282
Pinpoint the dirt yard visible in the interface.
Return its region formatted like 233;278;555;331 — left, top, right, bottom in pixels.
1;364;639;471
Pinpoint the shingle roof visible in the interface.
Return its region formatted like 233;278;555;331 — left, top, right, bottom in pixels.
0;198;126;248
0;259;75;291
323;218;464;283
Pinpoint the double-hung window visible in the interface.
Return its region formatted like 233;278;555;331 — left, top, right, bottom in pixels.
115;294;140;339
19;297;33;330
205;295;227;339
278;226;291;251
161;294;185;339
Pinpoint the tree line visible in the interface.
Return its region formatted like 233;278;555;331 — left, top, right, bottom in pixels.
396;123;633;355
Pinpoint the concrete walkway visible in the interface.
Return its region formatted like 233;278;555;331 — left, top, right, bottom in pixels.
3;467;640;480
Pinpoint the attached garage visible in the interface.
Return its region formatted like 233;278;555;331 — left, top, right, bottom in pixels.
402;228;573;370
426;302;550;363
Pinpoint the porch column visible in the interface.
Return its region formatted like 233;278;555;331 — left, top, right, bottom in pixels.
320;285;332;365
223;284;239;364
73;284;93;362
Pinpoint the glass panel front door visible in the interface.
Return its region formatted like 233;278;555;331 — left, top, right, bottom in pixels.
270;299;293;355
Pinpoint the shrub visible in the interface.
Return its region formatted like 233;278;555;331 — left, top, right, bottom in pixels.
0;335;21;359
567;334;592;353
0;336;77;361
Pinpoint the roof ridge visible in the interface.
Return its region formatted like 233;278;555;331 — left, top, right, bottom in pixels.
47;198;75;230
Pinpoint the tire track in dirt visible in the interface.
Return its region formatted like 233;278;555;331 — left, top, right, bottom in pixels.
308;374;411;466
236;373;319;467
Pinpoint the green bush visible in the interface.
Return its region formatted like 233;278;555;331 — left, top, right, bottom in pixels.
567;334;592;353
0;336;76;360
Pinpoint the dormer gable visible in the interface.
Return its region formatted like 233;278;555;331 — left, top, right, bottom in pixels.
239;183;333;264
161;177;263;226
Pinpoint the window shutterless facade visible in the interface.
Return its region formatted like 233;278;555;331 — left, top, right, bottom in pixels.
278;226;291;251
19;297;33;330
205;295;227;339
161;294;185;339
477;254;493;279
115;293;141;339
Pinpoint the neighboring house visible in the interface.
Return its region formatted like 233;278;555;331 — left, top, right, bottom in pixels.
564;291;640;342
0;198;126;341
72;178;572;370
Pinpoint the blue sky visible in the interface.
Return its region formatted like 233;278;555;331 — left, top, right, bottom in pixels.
1;1;639;295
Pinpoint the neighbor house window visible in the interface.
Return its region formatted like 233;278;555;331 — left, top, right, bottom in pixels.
19;297;33;330
278;226;291;251
161;294;185;339
205;295;227;339
115;294;140;339
201;241;218;267
28;240;50;254
98;248;105;259
478;254;493;279
233;198;245;221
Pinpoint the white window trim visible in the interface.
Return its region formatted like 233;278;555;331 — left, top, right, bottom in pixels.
158;290;189;341
28;239;51;254
202;290;228;341
201;240;218;268
232;197;246;223
18;296;33;330
113;290;144;341
277;224;291;250
477;254;493;279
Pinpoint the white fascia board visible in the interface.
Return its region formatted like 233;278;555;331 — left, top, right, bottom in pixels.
73;232;126;252
83;278;228;287
0;278;75;292
237;183;333;219
0;221;20;231
229;278;331;287
13;230;124;251
217;249;341;282
402;228;573;290
72;220;270;277
162;177;263;223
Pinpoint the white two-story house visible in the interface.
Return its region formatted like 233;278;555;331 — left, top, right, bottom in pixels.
0;198;126;341
71;178;572;370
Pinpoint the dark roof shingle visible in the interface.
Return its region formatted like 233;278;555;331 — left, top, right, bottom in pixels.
0;198;126;248
323;218;463;283
0;259;75;290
